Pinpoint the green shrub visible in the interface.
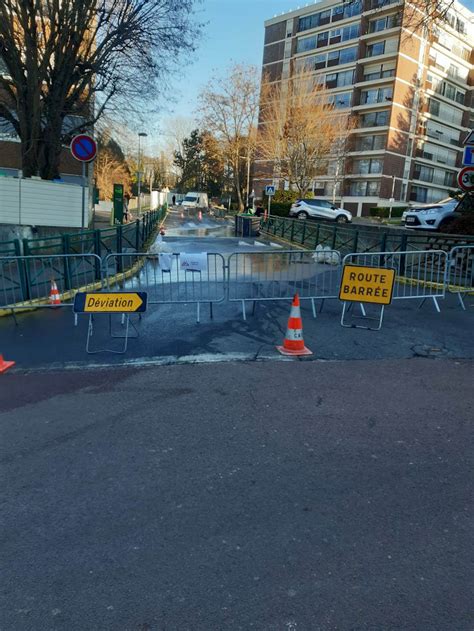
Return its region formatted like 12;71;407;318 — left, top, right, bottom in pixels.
369;206;407;219
267;202;292;217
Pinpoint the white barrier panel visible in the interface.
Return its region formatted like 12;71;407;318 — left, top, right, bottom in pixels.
342;250;447;312
447;246;474;310
228;249;342;319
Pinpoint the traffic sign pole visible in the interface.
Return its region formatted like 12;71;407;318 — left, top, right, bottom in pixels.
70;134;97;229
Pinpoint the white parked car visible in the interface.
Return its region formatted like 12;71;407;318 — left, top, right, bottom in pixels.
289;199;352;223
403;198;459;231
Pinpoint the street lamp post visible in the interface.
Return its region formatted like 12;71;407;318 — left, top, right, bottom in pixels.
137;132;148;214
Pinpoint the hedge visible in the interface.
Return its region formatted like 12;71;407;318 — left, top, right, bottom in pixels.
369;206;407;219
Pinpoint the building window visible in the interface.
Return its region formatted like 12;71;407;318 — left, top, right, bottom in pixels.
353;158;383;174
413;164;434;183
298;2;361;32
427;74;466;105
427;98;463;126
361;110;390;127
424;120;459;146
355;134;387;151
368;14;400;33
297;23;360;52
418;142;457;167
361;87;393;104
410;185;428;203
370;0;397;8
349;181;381;196
366;41;386;57
363;61;396;81
328;92;352;108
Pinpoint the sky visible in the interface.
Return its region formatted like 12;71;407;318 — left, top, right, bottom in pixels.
146;0;474;152
148;0;295;151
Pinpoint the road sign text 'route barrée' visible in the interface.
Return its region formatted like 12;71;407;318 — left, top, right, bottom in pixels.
339;265;396;305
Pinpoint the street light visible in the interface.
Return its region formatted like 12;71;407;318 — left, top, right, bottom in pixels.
137;132;148;214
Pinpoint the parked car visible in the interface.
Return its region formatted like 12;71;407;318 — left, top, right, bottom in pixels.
289;199;352;223
403;198;460;231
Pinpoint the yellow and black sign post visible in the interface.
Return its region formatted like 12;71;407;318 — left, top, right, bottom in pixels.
74;292;148;354
339;265;396;330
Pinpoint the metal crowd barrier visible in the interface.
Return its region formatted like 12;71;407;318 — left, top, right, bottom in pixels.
104;252;227;322
227;248;342;320
447;245;474;310
342;250;447;312
0;254;103;315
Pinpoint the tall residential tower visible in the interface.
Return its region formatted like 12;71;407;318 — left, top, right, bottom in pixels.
257;0;474;216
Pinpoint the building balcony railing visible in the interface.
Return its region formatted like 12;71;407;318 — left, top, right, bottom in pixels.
368;0;399;9
413;172;456;187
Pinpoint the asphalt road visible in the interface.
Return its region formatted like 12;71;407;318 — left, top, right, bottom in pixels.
1;359;473;630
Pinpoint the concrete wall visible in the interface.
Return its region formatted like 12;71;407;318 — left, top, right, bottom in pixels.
0;176;90;228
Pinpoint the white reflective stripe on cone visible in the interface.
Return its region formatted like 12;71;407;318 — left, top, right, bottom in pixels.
289;305;301;319
285;328;303;341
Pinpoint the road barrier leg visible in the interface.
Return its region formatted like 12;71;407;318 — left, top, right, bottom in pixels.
457;292;466;310
311;298;317;319
241;300;247;321
196;302;200;324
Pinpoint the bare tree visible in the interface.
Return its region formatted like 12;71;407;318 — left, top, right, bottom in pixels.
96;152;131;201
330;115;357;205
198;64;260;211
258;70;341;198
0;0;199;179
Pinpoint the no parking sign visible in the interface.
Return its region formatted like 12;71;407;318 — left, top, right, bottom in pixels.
70;134;97;163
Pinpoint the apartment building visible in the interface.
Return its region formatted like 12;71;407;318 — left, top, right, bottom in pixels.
257;0;474;216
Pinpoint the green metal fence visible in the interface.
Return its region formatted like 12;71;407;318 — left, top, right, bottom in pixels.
0;207;166;306
260;215;474;255
0;207;166;258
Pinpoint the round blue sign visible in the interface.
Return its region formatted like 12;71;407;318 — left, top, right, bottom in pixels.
70;134;97;163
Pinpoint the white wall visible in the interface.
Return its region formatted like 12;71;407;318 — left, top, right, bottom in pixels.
0;176;90;228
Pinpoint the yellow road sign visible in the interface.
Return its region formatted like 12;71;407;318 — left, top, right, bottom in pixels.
74;292;147;313
339;265;395;305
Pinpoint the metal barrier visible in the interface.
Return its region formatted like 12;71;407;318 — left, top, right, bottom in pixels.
104;252;227;322
227;249;342;319
342;250;447;312
447;246;474;309
0;254;103;313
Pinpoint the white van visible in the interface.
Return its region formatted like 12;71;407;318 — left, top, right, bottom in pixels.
181;192;209;209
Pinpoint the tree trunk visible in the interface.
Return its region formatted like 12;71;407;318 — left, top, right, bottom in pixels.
233;159;244;211
38;117;64;180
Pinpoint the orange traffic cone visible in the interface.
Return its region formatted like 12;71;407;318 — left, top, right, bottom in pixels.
198;210;203;221
0;354;15;374
277;294;312;356
49;280;61;306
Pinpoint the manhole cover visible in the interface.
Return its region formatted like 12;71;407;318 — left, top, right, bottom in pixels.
411;345;450;358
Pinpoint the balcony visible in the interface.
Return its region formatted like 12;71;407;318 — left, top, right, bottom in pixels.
368;0;398;8
413;170;456;187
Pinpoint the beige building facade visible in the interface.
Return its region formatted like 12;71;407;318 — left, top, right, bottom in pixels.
257;0;474;216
